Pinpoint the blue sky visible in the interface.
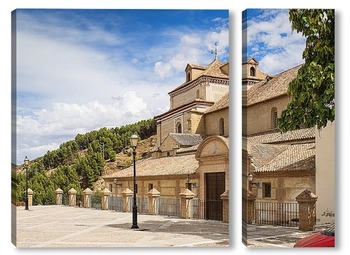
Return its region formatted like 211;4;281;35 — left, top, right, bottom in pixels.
14;9;229;164
243;9;306;74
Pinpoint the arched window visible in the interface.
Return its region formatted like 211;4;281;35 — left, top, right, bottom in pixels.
176;122;182;133
250;66;256;76
271;107;278;129
219;118;225;136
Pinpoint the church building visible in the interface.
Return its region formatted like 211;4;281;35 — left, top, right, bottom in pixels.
103;57;230;222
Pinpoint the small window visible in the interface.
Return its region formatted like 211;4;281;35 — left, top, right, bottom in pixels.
250;66;256;76
187;182;192;191
263;183;271;198
109;184;113;192
148;183;153;191
176;122;182;133
187;72;191;82
219;118;225;136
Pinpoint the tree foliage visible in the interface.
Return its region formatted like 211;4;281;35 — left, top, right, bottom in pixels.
277;9;335;132
14;118;156;205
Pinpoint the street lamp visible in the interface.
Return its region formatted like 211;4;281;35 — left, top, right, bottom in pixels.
24;156;29;210
130;133;139;229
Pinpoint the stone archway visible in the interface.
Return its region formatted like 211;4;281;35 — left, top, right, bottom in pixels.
195;136;229;221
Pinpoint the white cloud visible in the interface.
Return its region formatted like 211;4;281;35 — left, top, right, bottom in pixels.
154;61;174;79
121;91;147;115
152;25;229;80
14;10;229;164
246;10;306;74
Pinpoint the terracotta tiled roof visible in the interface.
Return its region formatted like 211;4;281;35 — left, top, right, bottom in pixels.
251;143;315;173
103;154;198;178
187;63;206;70
169;133;203;146
247;128;316;172
176;144;199;153
247;65;302;106
169;59;229;94
200;59;229;79
248;128;315;146
205;92;229;114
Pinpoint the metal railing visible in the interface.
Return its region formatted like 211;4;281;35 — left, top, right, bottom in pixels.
108;195;123;211
158;197;180;217
255;201;299;227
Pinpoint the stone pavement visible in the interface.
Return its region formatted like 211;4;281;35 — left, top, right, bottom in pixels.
243;224;323;248
13;205;229;248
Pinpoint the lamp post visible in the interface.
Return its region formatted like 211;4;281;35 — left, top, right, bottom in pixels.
24;156;29;210
130;133;139;229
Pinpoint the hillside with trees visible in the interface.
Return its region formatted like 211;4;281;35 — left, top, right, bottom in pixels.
12;118;156;205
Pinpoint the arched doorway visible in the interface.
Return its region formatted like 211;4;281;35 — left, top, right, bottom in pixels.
195;136;229;221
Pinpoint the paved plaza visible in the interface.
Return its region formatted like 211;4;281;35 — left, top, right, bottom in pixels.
244;224;330;248
13;205;229;248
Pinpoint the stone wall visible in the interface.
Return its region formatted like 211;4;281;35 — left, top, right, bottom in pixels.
244;95;290;135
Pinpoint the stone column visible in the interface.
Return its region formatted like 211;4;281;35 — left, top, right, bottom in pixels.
101;188;111;210
243;189;257;224
179;189;195;219
55;188;63;205
68;188;77;207
122;188;133;212
27;188;33;206
220;190;229;223
296;189;318;231
147;188;161;215
83;188;93;208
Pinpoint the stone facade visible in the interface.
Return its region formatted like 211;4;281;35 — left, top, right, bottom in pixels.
155;59;229;147
242;59;317;212
103;58;230;222
244;95;290;135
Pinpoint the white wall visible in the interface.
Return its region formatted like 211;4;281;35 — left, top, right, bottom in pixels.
316;121;336;224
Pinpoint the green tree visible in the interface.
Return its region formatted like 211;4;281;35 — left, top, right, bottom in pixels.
277;9;335;132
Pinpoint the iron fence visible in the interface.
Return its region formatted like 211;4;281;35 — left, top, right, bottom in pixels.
137;196;149;214
158;197;180;217
108;195;123;211
255;201;299;227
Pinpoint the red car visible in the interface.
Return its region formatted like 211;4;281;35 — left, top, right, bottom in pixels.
294;225;335;247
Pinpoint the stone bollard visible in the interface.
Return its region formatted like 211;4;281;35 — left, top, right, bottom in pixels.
101;188;111;210
147;188;161;215
55;188;63;205
83;188;93;208
221;190;229;223
179;189;195;219
27;188;33;207
122;188;133;212
68;188;77;207
296;189;318;231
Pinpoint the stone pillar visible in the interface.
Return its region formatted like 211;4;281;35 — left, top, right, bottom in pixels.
242;189;257;224
27;188;33;207
83;188;93;208
55;188;63;205
68;188;77;207
296;189;318;231
122;188;133;212
179;189;195;219
101;187;111;210
147;188;161;215
220;190;229;223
